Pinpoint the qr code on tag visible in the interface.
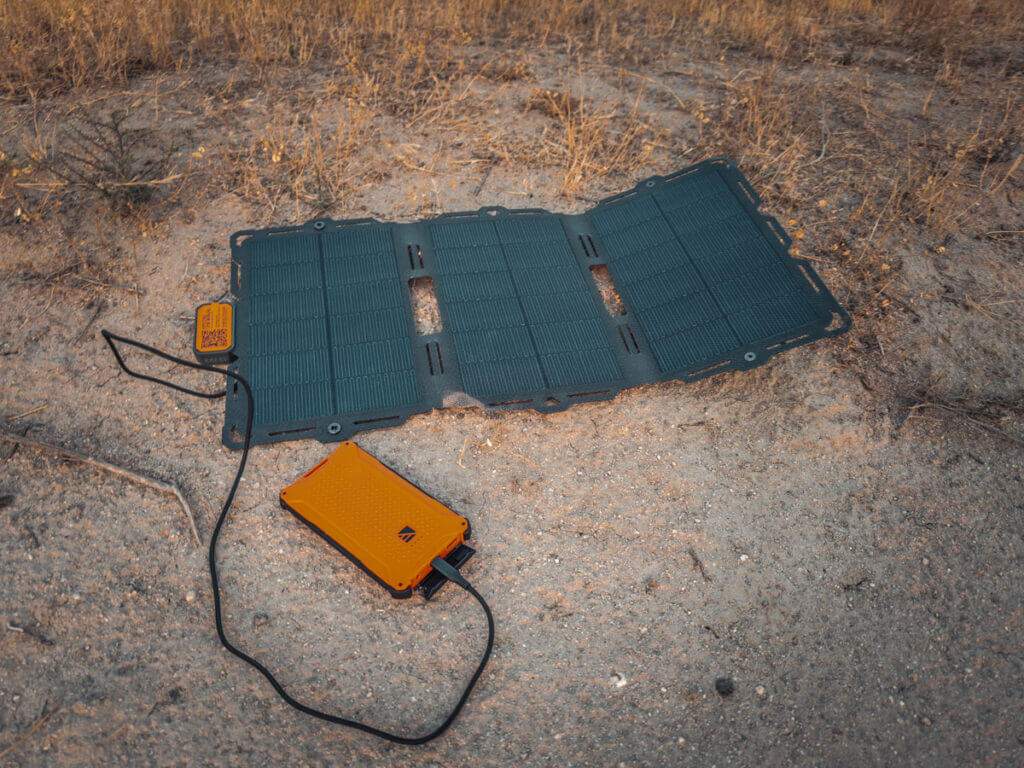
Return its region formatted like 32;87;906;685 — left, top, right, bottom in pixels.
201;329;228;349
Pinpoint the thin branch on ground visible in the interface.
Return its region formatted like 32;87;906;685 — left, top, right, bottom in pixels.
809;101;829;164
0;431;201;545
0;700;63;761
907;401;1024;446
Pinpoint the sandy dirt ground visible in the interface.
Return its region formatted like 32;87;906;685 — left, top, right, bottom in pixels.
1;45;1023;767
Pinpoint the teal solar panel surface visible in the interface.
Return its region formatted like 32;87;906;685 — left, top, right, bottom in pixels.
224;158;849;447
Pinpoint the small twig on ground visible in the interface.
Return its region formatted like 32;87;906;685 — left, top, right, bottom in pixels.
8;404;48;421
36;262;82;283
65;275;143;294
842;576;870;592
74;300;106;344
0;431;201;545
6;620;53;646
1;424;28;459
687;546;711;582
988;150;1022;195
473;163;493;197
809;102;829;165
0;699;63;761
907;401;1024;445
104;722;129;744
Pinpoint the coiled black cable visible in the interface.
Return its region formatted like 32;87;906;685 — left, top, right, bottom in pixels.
101;329;493;745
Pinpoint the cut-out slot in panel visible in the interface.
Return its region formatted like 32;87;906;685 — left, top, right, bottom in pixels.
688;360;730;377
488;398;533;407
425;341;445;376
579;234;593;258
579;234;599;259
664;166;700;183
766;217;789;246
738;180;758;207
268;426;315;437
409;277;442;335
602;188;640;205
797;263;820;293
590;265;626;317
825;311;846;332
766;334;810;350
618;323;640;354
352;415;400;425
407;244;424;270
568;389;611;398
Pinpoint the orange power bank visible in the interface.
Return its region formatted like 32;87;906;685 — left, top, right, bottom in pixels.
280;442;471;598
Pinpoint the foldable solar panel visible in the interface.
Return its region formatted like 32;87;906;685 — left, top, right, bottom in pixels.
223;158;849;448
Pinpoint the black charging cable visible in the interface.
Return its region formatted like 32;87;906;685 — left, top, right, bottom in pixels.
100;329;494;745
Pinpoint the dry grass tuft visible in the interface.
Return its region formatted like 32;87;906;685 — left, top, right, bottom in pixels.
526;88;582;121
521;78;661;196
36;107;178;214
2;0;1022;98
230;102;383;217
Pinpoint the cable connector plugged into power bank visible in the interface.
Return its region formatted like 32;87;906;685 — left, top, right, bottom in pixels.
425;548;474;595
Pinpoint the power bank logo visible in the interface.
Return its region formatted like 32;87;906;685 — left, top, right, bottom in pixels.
398;526;416;543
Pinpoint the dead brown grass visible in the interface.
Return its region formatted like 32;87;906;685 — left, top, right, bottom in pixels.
230;101;382;216
524;78;661;196
2;0;1022;98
